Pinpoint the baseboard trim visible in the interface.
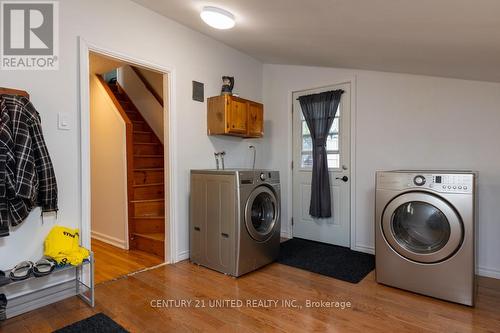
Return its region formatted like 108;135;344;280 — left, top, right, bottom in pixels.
353;243;375;255
6;278;76;319
177;250;189;262
91;231;127;249
477;266;500;280
280;231;292;239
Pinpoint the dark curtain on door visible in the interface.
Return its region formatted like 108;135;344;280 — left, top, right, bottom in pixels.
298;90;343;218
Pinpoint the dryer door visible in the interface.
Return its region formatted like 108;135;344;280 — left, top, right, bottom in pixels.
245;185;279;242
382;192;463;263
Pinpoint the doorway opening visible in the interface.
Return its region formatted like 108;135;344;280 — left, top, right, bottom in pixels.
291;83;351;247
88;51;169;284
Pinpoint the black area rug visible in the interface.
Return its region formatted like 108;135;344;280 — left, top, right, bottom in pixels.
53;313;128;333
278;238;375;283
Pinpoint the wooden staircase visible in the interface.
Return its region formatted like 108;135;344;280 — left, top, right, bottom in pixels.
101;77;165;259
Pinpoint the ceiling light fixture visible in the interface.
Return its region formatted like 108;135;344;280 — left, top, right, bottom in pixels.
200;6;235;30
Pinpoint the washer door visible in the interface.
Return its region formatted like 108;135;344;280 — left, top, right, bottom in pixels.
245;186;279;242
382;192;463;263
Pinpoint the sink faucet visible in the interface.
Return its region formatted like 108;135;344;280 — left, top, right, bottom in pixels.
214;151;226;170
214;152;220;170
220;151;226;170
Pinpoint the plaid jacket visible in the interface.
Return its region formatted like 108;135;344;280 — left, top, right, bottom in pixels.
0;95;58;237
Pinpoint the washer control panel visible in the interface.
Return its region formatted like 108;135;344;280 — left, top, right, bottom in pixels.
413;175;426;186
377;171;475;194
239;170;280;185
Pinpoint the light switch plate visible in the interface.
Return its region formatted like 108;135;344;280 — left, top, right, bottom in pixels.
57;112;71;130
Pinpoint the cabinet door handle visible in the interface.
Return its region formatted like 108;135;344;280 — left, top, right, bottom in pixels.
221;233;229;238
194;226;200;231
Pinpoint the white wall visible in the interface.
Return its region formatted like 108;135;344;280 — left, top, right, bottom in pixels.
134;66;163;99
263;64;500;279
117;65;164;143
90;75;128;249
0;0;263;270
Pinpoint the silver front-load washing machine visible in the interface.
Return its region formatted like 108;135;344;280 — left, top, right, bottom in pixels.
375;171;477;306
190;169;280;277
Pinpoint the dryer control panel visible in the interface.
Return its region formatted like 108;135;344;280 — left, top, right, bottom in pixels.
376;171;475;194
420;174;474;194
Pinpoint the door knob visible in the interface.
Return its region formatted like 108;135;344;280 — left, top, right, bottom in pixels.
336;176;349;182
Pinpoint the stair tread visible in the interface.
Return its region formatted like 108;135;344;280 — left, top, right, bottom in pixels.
132;232;164;241
133;131;152;134
131;198;164;203
134;142;161;145
133;182;164;188
134;154;163;158
132;216;164;219
134;168;164;171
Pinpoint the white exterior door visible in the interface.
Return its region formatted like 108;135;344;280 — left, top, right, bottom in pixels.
292;83;351;247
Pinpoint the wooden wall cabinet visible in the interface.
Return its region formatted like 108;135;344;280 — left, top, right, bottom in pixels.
207;95;263;138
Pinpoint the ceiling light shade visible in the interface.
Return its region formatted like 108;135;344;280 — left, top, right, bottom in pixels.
200;6;235;30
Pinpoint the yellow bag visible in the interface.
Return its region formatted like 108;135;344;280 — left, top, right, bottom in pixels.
44;226;89;266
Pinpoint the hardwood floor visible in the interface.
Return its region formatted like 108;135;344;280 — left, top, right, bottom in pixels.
91;238;164;284
1;261;499;332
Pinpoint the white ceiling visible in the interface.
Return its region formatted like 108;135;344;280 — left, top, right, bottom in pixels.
131;0;500;82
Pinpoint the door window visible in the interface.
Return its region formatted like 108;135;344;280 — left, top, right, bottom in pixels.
250;192;276;235
391;201;451;254
300;106;340;169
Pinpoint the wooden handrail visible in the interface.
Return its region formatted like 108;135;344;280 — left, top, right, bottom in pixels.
96;75;136;239
96;75;132;126
130;66;164;108
0;87;29;99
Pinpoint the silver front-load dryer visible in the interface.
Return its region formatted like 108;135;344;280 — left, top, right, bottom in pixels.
375;171;477;306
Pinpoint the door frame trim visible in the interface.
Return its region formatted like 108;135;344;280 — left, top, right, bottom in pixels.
78;37;178;263
288;77;361;252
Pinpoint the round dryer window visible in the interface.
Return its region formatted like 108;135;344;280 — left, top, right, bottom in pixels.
245;186;279;242
382;192;464;263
